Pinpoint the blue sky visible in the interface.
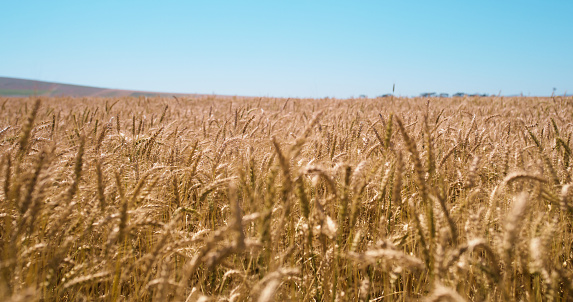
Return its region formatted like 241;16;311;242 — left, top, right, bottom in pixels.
1;1;572;98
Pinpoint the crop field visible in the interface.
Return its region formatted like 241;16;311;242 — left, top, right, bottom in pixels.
1;96;573;301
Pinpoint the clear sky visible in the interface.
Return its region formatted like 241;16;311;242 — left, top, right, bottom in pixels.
1;1;572;98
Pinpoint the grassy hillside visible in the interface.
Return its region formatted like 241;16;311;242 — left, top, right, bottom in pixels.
1;95;572;301
0;77;199;98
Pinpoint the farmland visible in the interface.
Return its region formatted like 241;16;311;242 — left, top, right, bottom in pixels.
1;95;572;301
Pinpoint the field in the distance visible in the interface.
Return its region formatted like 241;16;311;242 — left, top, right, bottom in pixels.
0;77;203;98
1;95;572;301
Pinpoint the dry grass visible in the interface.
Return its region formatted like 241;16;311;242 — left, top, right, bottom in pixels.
1;95;572;301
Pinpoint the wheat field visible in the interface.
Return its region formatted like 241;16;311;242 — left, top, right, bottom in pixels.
0;96;572;301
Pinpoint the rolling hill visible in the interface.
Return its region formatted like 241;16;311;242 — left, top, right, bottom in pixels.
0;77;200;98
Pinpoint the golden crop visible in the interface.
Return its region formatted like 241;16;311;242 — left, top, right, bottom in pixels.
0;96;572;301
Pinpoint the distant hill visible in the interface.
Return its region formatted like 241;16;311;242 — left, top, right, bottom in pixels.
0;77;201;98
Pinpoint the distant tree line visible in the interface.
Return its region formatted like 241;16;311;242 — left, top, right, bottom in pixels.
420;92;489;98
371;92;490;98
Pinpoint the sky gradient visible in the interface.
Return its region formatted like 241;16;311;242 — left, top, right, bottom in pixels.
1;1;572;98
